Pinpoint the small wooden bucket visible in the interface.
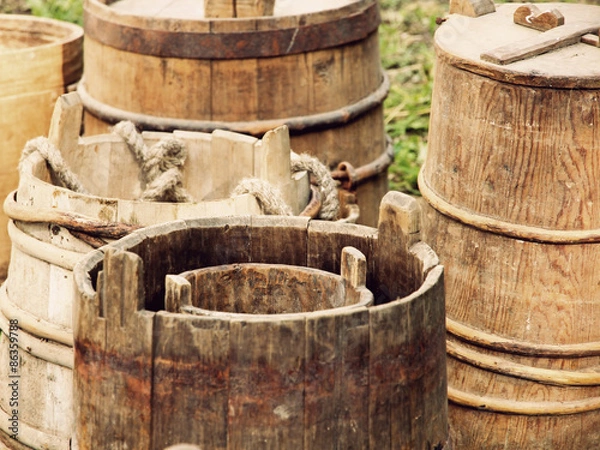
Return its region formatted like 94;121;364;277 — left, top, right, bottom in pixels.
420;1;600;448
0;92;319;449
72;192;449;449
78;0;391;226
0;15;82;281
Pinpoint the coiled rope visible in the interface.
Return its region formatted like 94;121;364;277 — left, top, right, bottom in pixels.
112;120;194;203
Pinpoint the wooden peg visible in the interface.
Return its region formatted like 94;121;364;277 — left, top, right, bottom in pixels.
514;4;565;32
165;274;192;312
449;0;495;18
340;246;367;289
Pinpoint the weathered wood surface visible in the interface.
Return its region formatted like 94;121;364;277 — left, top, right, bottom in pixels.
436;3;600;87
80;0;388;226
481;21;600;65
420;3;600;448
176;262;370;315
73;191;448;449
0;16;82;282
0;93;313;449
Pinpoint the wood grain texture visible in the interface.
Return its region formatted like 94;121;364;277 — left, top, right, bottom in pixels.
435;3;600;88
421;6;600;444
81;0;387;225
72;191;448;449
0;16;82;281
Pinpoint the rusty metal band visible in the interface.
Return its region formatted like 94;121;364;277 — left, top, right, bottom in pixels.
77;71;389;134
83;2;380;59
419;168;600;244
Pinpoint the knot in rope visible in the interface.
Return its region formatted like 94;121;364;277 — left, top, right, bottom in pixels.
113;121;194;203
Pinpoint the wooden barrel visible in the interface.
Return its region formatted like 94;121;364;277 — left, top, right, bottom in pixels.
72;191;449;449
0;92;315;449
0;15;82;282
78;0;391;226
419;2;600;448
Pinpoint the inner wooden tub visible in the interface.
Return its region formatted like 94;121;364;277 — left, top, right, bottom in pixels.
172;253;373;317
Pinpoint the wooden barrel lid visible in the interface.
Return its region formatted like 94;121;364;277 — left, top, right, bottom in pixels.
435;2;600;88
85;0;379;59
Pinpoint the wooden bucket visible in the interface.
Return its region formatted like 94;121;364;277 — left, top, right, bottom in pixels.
419;1;600;448
0;15;82;282
78;0;391;226
72;192;449;449
0;92;319;449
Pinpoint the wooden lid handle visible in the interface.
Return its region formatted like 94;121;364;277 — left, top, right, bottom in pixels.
514;4;564;31
205;0;275;18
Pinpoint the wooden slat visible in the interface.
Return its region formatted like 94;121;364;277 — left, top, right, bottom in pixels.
164;274;192;312
370;266;447;449
210;58;258;122
249;215;309;266
47;92;82;157
228;316;305;448
375;191;421;302
340;246;367;289
75;248;154;449
152;312;230;450
481;22;600;65
254;126;309;214
304;307;369;449
73;255;107;449
186;216;253;268
307;220;376;285
173;130;213;201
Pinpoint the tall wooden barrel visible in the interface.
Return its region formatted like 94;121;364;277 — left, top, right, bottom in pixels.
0;93;315;450
78;0;390;226
0;15;82;281
72;192;450;449
419;2;600;448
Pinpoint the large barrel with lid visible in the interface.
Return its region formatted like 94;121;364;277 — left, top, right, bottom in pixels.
0;92;316;450
72;192;449;449
419;1;600;448
78;0;391;226
0;15;82;282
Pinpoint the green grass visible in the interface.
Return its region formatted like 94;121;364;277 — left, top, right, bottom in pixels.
379;0;447;195
27;0;83;25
